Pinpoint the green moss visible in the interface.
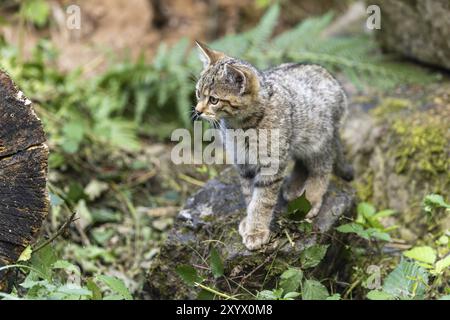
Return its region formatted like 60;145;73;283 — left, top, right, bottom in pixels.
391;116;449;176
372;97;450;193
370;98;412;117
354;171;374;202
353;95;450;236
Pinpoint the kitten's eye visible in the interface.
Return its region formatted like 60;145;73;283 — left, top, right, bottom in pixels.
209;96;219;105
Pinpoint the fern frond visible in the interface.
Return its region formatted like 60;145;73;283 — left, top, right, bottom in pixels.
272;12;334;51
246;4;280;48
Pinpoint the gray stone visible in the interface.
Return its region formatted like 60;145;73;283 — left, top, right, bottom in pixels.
145;167;355;299
372;0;450;70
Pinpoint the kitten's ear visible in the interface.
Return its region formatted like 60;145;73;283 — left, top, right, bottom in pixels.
195;41;225;67
225;64;259;95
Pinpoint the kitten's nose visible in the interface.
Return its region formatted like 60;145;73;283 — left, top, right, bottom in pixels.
195;102;205;114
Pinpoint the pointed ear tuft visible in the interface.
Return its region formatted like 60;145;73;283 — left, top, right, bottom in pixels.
195;41;225;68
225;64;259;95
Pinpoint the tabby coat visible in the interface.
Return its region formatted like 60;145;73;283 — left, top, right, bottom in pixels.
194;42;353;250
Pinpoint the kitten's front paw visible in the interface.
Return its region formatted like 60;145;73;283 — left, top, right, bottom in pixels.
239;218;271;250
305;205;320;219
243;229;271;251
238;217;248;238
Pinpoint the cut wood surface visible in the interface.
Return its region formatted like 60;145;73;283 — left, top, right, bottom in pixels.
0;70;49;291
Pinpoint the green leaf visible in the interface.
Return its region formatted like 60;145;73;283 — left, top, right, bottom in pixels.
176;265;203;286
300;245;329;269
366;290;395;300
0;292;21;300
438;295;450;300
96;275;132;300
257;290;278;300
52;260;81;276
103;294;125;300
383;259;429;300
283;292;300;299
272;288;284;299
287;192;312;220
326;293;341;300
86;278;103;300
280;268;303;293
21;0;50;27
372;209;396;219
336;223;366;236
56;284;92;297
336;223;391;242
209;247;224;278
435;255;450;274
91;209;121;224
357;202;376;219
61;121;85;154
437;235;449;245
197;289;215;300
367;229;392;242
20;275;55;291
404;246;437;265
302;279;329;300
18;246;33;262
423;194;450;213
30;245;58;280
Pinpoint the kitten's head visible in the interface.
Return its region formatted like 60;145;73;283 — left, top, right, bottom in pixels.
194;41;261;124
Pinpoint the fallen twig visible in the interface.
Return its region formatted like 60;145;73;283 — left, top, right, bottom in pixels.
33;212;77;253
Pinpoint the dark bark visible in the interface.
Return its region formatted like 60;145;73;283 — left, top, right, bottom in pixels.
0;70;49;291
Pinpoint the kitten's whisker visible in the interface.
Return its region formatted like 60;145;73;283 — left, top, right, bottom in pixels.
188;73;198;83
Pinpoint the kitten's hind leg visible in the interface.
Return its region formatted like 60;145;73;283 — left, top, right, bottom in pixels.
281;160;308;202
304;173;330;219
303;156;332;219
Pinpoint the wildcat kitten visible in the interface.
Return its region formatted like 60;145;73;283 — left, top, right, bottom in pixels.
194;41;353;250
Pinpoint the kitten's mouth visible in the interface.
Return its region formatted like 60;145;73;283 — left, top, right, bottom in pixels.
200;113;217;121
200;113;224;127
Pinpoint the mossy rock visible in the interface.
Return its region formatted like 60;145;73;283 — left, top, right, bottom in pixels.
343;82;450;241
145;167;355;299
372;0;450;70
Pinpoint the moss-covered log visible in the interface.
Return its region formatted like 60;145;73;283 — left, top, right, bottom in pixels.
0;70;49;291
145;167;355;299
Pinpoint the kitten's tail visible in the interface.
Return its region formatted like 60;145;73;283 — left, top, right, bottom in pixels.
334;135;354;182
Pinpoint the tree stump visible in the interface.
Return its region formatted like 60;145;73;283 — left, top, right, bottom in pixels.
0;70;49;291
145;167;355;299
